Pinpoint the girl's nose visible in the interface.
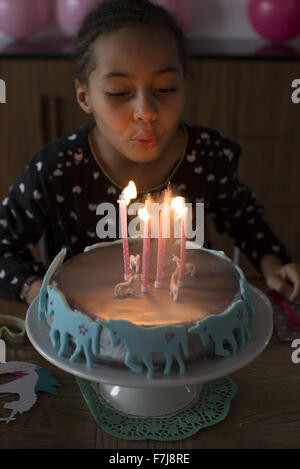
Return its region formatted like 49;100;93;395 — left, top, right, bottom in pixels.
133;92;158;123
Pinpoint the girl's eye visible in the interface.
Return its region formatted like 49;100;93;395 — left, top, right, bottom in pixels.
157;88;177;94
106;88;177;98
106;91;129;97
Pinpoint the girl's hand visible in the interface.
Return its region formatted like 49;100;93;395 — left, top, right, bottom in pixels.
20;276;43;306
265;263;300;302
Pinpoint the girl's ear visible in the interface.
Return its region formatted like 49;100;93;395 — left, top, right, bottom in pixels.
75;80;93;115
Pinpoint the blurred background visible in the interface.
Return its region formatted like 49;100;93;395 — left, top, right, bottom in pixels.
0;0;299;276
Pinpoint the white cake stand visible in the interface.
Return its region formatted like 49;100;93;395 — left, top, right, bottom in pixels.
25;285;273;418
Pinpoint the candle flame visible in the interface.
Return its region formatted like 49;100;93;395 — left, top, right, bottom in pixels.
164;186;171;204
122;180;137;205
138;207;150;222
171;196;185;219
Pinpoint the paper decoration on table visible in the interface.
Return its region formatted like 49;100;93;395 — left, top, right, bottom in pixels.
0;339;5;364
0;314;26;346
0;361;60;424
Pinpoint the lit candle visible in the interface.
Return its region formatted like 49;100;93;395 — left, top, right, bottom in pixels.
155;186;171;288
171;196;187;287
118;180;137;280
138;194;151;293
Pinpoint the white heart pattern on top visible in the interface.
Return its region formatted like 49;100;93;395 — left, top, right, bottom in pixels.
223;148;234;161
68;134;77;141
74;152;83;162
187;154;196;163
56;194;65;203
194;166;203;174
69;211;78;220
72;186;82;194
53;169;63;177
86;230;96;238
26;210;34;219
207;174;215;182
33;190;42;200
0;219;8;228
220;176;228;184
107;186;117;195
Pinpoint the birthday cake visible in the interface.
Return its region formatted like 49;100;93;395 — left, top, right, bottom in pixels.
37;238;254;379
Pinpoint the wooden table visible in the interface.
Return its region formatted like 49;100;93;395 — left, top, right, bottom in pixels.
0;278;299;450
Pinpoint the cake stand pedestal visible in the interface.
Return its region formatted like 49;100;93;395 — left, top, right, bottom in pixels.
25;285;273;418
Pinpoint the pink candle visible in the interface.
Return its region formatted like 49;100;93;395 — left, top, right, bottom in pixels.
155;211;164;288
140;195;151;293
178;206;188;286
118;196;130;280
155;187;170;288
118;181;137;280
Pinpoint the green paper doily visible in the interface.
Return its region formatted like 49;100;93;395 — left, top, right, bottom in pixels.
76;376;237;441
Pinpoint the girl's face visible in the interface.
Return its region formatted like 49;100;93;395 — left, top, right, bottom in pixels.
76;25;186;164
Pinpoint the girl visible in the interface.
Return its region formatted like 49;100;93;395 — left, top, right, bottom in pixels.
0;0;299;305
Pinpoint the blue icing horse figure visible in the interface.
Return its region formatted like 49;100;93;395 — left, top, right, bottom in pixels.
84;242;103;252
200;247;233;264
234;265;255;319
97;319;189;379
47;286;100;368
38;248;67;320
189;299;251;358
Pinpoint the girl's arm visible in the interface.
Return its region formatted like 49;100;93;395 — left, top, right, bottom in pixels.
260;254;300;301
207;133;299;299
0;149;51;302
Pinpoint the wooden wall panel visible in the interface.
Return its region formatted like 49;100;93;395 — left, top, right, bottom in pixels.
236;137;300;209
235;60;300;138
36;60;91;143
0;60;41;199
184;59;238;138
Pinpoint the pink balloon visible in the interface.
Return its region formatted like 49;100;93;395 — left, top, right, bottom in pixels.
0;0;50;40
55;0;101;38
248;0;300;42
151;0;191;33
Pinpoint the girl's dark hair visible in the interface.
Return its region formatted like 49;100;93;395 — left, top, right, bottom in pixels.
74;0;188;85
